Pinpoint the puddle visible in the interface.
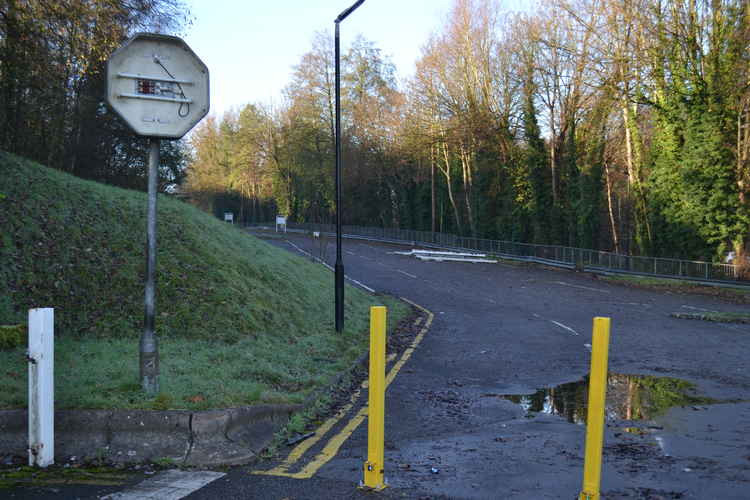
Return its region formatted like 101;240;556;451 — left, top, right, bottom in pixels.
488;374;715;424
620;426;659;436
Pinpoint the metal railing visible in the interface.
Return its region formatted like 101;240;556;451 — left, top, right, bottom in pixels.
250;222;746;285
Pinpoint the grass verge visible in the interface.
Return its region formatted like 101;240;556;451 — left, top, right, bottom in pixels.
0;311;400;410
0;152;408;409
670;311;750;324
598;274;750;304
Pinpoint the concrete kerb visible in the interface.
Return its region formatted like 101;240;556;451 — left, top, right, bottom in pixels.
0;334;394;468
0;404;301;467
0;285;423;469
0;313;415;468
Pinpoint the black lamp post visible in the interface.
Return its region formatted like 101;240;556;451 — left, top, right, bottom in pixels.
334;0;365;332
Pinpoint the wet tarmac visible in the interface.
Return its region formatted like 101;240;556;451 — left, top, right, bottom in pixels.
245;233;750;499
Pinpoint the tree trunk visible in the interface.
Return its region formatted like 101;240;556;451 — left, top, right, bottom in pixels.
460;142;477;237
622;101;652;253
604;162;620;254
550;141;558;204
431;144;437;233
239;183;245;225
623;103;635;187
440;140;463;235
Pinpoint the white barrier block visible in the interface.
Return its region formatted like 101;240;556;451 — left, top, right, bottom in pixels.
28;308;54;467
415;255;497;264
276;215;287;233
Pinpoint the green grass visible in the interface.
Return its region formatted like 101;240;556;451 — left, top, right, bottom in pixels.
602;275;698;287
670;311;750;324
600;274;750;303
601;273;750;292
600;274;684;286
0;152;408;409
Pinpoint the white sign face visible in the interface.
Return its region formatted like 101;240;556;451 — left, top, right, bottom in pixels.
106;33;209;139
224;212;234;222
275;215;287;233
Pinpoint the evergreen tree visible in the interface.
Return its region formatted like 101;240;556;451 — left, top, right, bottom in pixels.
522;86;551;244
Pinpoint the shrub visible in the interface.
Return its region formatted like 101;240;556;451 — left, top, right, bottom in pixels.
0;324;25;350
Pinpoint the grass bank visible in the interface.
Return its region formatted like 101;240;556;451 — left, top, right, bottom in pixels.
598;274;750;304
0;152;407;409
670;311;750;324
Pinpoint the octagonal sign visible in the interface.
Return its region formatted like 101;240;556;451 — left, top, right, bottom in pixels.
106;33;209;139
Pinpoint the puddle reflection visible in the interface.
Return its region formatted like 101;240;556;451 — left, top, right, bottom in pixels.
496;374;714;424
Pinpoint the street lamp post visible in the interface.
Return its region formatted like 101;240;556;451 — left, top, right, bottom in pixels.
334;0;365;333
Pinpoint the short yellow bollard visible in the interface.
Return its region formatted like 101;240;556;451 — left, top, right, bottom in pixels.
579;317;611;500
362;306;387;490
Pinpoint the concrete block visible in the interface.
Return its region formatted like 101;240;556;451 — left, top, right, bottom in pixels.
186;409;251;466
107;410;191;463
0;409;27;458
226;405;301;450
185;404;300;466
55;410;112;462
1;405;303;466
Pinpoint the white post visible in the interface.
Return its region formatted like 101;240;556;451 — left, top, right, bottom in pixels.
28;308;54;467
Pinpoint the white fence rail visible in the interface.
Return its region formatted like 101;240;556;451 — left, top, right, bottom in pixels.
249;222;746;285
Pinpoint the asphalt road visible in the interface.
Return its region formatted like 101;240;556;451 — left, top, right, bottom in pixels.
10;232;750;499
211;232;749;500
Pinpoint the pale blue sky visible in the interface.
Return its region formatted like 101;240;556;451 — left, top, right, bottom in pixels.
184;1;531;117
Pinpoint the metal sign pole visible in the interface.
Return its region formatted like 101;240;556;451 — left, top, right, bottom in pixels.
140;138;160;394
106;33;209;396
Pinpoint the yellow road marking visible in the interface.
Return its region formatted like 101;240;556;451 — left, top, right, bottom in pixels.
254;384;366;476
293;405;369;478
254;404;369;479
252;298;434;479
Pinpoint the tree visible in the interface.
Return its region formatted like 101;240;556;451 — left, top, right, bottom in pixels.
640;0;749;260
0;0;190;190
182;0;750;273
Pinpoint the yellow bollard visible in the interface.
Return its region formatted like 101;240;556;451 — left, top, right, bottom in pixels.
362;306;387;490
579;317;611;500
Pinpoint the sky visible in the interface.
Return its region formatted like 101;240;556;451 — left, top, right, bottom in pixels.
183;0;531;118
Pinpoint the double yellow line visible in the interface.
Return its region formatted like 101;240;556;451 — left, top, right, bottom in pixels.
253;298;433;479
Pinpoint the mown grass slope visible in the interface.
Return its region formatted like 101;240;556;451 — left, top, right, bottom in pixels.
0;152;407;409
